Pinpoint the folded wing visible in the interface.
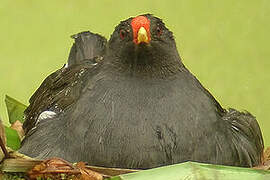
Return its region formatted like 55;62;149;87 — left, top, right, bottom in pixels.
22;32;107;134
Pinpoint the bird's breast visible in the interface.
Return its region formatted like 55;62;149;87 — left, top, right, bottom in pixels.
69;73;220;168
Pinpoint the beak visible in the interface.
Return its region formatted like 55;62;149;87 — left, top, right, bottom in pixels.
137;27;149;44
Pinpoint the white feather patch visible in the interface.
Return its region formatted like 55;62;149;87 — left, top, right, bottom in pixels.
36;111;57;125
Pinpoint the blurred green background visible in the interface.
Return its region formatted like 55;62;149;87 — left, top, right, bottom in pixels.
0;0;269;146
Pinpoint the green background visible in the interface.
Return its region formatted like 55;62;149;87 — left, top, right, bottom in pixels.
0;1;269;147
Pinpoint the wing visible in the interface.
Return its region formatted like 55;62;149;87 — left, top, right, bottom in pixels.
22;31;107;134
211;109;264;167
182;67;263;167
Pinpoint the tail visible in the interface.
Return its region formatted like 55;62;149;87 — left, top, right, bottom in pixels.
223;108;264;167
67;31;107;66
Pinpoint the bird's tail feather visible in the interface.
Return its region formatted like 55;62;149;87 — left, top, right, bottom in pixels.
223;108;264;167
67;31;107;66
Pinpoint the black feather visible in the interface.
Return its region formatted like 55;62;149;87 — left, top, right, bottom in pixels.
67;31;107;66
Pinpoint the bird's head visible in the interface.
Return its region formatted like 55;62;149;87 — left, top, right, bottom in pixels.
107;14;182;76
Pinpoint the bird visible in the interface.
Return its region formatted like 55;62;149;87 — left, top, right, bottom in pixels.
19;14;264;169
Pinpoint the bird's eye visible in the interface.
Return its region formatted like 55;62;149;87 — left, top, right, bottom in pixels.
156;26;162;37
120;29;127;40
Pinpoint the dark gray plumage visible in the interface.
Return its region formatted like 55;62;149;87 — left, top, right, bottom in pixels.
67;31;106;66
20;14;264;169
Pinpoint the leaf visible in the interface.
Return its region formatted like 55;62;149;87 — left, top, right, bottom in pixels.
4;126;21;150
0;158;43;173
76;162;103;180
108;162;270;180
5;95;27;124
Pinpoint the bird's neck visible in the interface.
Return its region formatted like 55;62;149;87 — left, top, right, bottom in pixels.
104;48;184;78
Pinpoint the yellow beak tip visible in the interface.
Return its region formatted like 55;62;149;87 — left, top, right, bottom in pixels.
137;27;149;44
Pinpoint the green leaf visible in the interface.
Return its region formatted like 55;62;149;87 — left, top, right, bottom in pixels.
4;126;21;150
108;162;270;180
5;95;27;124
